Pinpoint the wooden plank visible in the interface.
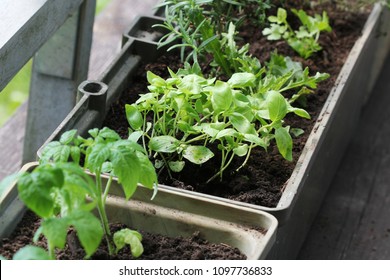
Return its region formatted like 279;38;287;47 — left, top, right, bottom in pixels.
0;0;84;91
88;0;159;79
298;54;390;259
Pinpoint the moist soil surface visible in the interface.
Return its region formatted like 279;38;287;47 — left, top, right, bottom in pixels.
103;2;369;207
0;211;246;260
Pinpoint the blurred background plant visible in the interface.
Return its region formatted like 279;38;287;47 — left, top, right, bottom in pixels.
0;0;112;127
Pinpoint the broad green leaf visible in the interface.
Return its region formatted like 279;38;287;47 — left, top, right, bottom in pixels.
230;112;257;135
114;229;144;258
110;143;141;199
179;74;206;95
216;128;239;139
59;129;77;145
137;152;158;189
210;81;233;112
168;160;185;172
289;107;310;119
40;141;71;163
244;134;268;149
69;211;104;258
183;146;214;164
146;71;166;87
85;144;110;173
128;130;144;143
17;166;64;218
149;136;179;153
98;127;121;141
70;146;81;165
275;127;293;161
228;73;256;88
233;144;249;157
13;246;52;260
41;217;69;250
125;104;143;130
267;91;288;122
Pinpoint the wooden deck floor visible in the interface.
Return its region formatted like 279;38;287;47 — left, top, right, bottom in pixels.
1;0;389;259
298;53;390;260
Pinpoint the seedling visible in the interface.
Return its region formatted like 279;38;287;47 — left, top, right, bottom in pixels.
262;8;332;59
0;127;158;260
126;54;329;182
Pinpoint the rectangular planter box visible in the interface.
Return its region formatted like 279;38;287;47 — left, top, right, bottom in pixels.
0;162;277;260
38;4;390;259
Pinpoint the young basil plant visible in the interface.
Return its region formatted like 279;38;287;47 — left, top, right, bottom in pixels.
262;8;332;59
126;58;329;182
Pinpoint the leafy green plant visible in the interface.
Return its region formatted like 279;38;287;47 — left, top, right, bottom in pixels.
0;127;158;260
154;0;271;77
262;7;332;59
126;54;329;182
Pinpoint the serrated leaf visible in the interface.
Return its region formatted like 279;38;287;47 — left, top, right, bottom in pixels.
17;165;64;218
114;229;143;258
40;141;71;163
126;104;143;130
137;152;158;189
41;217;69;250
98;127;121;141
275;127;293;161
59;130;77;145
183;146;214;164
85;144;110;173
110;143;141;200
69;211;104;258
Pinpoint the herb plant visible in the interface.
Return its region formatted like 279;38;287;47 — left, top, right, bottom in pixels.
154;0;271;76
262;7;332;59
126;54;329;182
0;127;158;260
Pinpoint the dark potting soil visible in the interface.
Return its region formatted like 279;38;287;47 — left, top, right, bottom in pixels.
0;211;246;260
102;3;369;208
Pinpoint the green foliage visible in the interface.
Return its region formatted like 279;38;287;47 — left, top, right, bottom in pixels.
154;0;271;76
262;8;332;59
126;55;329;182
1;127;158;259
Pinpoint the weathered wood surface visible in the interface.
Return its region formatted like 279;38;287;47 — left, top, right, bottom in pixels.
298;53;390;259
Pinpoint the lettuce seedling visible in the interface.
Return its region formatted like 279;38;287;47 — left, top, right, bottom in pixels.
262;8;332;59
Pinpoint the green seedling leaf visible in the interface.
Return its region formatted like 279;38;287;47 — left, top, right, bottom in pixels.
228;72;256;88
41;217;69;251
69;211;104;258
59;129;78;145
147;71;166;87
97;127;121;142
168;160;186;172
183;145;214;164
126;104;144;130
17;165;64;218
149;136;180;153
114;229;143;258
230;112;257;135
275;127;293;161
85;144;110;173
110;142;141;200
267;91;288;122
210;81;233;112
233;144;249;157
290;128;305;137
12;246;52;260
0;172;22;198
40;141;71;163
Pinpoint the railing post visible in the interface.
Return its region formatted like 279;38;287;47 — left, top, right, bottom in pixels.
23;0;96;163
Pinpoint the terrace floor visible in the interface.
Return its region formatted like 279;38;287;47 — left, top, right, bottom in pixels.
1;0;389;260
